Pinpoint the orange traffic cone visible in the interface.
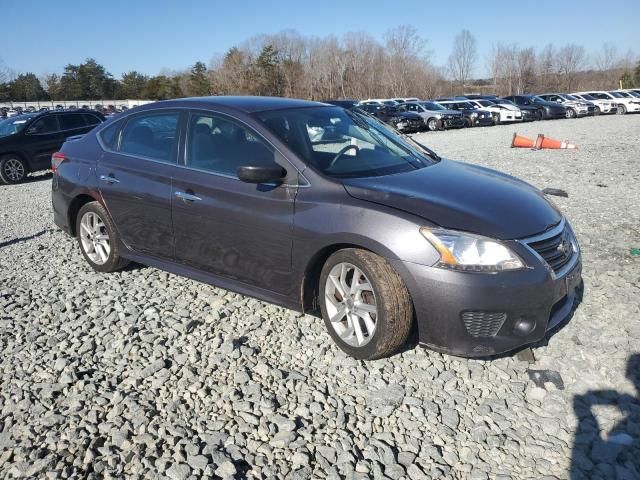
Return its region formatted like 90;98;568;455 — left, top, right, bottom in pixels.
511;133;535;148
534;134;577;150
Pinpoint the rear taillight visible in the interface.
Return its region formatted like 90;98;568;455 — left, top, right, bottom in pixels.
51;152;66;173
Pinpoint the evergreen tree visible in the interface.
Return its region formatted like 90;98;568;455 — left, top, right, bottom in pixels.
9;73;48;101
253;45;283;96
188;61;211;96
118;71;148;98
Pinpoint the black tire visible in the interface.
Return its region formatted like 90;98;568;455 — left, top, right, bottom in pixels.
427;117;439;131
0;155;28;184
617;104;627;115
492;113;499;125
566;108;577;119
463;118;472;128
594;106;601;116
536;110;544;121
319;248;414;360
75;201;130;273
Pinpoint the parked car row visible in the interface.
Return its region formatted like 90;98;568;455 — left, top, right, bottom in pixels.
326;88;640;132
0;104;135;119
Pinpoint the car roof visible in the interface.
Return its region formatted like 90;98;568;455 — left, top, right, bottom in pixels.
147;96;327;113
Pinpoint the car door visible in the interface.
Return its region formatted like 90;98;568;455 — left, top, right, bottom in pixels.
171;111;295;295
22;114;63;170
96;111;182;259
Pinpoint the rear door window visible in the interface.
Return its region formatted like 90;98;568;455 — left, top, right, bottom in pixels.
59;114;87;130
82;114;102;126
119;113;179;163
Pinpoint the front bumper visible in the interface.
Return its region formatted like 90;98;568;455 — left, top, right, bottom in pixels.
442;117;465;129
395;119;425;133
473;116;494;126
548;109;567;119
392;245;582;358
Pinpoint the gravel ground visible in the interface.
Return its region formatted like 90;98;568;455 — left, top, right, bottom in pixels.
1;114;639;479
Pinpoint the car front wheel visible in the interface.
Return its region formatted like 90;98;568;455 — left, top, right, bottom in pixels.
566;108;577;119
319;248;414;360
0;155;28;184
617;104;627;115
427;118;439;131
76;202;130;272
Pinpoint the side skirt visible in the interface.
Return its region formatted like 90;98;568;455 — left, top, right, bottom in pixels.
121;250;302;312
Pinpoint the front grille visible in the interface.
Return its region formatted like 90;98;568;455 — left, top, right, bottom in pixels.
461;311;507;338
527;225;575;273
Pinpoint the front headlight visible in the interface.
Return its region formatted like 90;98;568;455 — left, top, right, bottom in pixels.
420;228;525;272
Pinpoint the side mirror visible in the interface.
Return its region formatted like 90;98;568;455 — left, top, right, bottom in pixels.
237;164;286;184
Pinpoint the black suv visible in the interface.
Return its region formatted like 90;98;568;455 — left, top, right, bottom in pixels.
0;109;104;184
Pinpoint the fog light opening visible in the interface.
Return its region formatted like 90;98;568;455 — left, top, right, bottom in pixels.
513;318;536;336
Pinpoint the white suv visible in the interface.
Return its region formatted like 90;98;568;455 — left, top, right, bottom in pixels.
571;93;617;114
580;91;640;115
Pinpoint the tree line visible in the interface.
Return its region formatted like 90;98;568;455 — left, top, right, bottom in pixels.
1;27;639;103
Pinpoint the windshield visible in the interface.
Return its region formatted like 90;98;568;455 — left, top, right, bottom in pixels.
579;93;595;100
609;92;624;98
257;106;438;179
421;102;445;111
0;117;30;138
563;94;579;101
478;100;494;107
615;91;631;98
497;99;516;106
531;96;547;104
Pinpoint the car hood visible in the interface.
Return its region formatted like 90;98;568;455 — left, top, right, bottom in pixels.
342;159;562;240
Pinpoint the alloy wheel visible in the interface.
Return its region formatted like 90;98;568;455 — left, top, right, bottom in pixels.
428;118;438;131
79;211;111;265
324;262;378;347
3;158;25;182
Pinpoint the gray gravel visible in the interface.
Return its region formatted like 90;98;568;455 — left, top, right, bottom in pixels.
1;115;639;479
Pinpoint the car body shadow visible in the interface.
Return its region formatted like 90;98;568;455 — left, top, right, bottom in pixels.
570;353;640;479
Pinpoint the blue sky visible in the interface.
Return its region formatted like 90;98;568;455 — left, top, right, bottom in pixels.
2;0;639;78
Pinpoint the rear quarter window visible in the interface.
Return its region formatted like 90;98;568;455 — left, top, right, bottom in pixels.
98;120;122;150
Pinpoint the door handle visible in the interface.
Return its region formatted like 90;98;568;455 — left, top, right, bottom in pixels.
175;191;202;202
99;175;120;184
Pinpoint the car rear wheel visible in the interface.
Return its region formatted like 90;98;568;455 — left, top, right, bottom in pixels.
566;108;577;119
76;202;130;273
427;118;439;131
0;155;28;184
617;104;627;115
319;248;414;360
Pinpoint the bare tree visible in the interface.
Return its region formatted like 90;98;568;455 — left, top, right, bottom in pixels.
448;30;477;91
594;42;619;71
556;44;586;90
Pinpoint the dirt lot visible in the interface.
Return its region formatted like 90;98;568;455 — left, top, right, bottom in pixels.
0;114;639;479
